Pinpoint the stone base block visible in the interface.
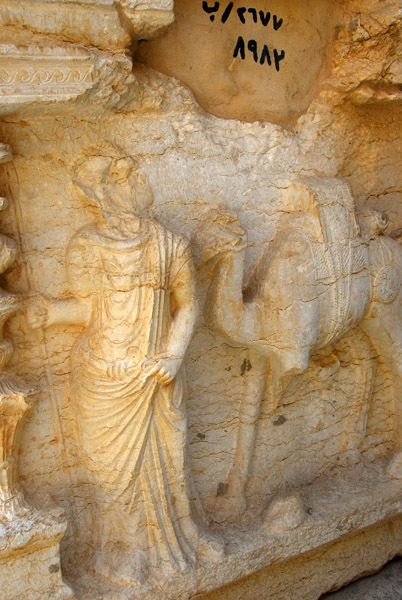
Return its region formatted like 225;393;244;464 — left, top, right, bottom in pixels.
0;506;75;600
197;515;402;600
69;463;402;599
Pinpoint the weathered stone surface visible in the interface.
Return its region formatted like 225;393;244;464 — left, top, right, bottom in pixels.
0;0;174;50
136;0;402;123
195;518;402;600
0;44;138;117
0;501;75;600
0;0;401;598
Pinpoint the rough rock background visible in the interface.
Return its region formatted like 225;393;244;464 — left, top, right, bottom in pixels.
0;0;401;595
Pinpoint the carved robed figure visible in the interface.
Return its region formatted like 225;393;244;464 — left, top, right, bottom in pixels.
27;147;222;587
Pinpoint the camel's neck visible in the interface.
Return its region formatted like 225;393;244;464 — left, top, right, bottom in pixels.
208;249;247;343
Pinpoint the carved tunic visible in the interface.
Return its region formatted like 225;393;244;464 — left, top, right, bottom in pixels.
67;220;200;572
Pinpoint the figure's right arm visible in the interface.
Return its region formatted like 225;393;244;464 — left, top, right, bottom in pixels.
26;230;92;330
26;295;90;330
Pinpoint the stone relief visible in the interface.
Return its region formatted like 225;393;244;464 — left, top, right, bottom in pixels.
17;151;402;597
0;145;35;525
196;177;402;519
1;0;402;598
27;146;224;589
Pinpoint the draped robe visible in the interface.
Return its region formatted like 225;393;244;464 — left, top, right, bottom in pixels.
67;220;203;573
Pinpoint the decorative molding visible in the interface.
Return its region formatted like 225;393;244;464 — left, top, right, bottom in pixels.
0;44;135;116
0;45;94;104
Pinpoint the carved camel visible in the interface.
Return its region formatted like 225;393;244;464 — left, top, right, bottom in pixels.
196;178;402;517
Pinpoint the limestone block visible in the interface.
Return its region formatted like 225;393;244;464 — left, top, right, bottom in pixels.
136;0;402;122
0;534;74;600
25;147;224;592
323;557;402;600
0;384;74;600
196;515;402;600
14;147;401;600
0;0;174;50
329;0;402;105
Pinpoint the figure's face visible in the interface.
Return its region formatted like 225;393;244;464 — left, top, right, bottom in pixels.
77;155;153;216
107;157;153;214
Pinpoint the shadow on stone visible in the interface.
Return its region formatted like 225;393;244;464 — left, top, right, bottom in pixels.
322;558;402;599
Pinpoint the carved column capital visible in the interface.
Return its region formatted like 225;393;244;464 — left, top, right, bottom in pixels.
0;379;38;523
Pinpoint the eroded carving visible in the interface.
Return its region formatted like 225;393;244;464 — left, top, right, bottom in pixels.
27;146;223;589
0;0;401;596
0;144;74;600
196;177;402;517
0;144;36;523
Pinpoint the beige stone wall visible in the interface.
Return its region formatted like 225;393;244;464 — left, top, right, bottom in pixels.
0;0;401;597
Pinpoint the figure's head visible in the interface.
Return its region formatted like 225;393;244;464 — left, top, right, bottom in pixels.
72;144;153;219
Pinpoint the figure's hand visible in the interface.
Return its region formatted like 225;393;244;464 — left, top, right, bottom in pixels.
141;356;182;386
25;295;51;330
106;360;134;380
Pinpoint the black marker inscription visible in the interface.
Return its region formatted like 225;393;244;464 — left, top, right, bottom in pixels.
202;1;219;21
273;48;285;71
248;7;257;23
203;2;286;71
202;1;284;29
259;10;271;26
233;37;285;71
273;14;283;30
221;1;233;23
248;39;258;62
233;35;246;60
259;44;271;66
237;7;246;24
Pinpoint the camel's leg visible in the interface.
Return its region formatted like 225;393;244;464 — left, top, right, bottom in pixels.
217;349;268;519
361;302;402;477
337;337;377;465
360;238;402;477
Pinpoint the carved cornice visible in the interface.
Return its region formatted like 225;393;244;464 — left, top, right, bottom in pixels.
0;45;93;103
0;0;174;50
0;44;135;116
0;0;174;114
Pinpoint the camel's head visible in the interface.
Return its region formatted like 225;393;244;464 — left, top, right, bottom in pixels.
193;208;247;265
